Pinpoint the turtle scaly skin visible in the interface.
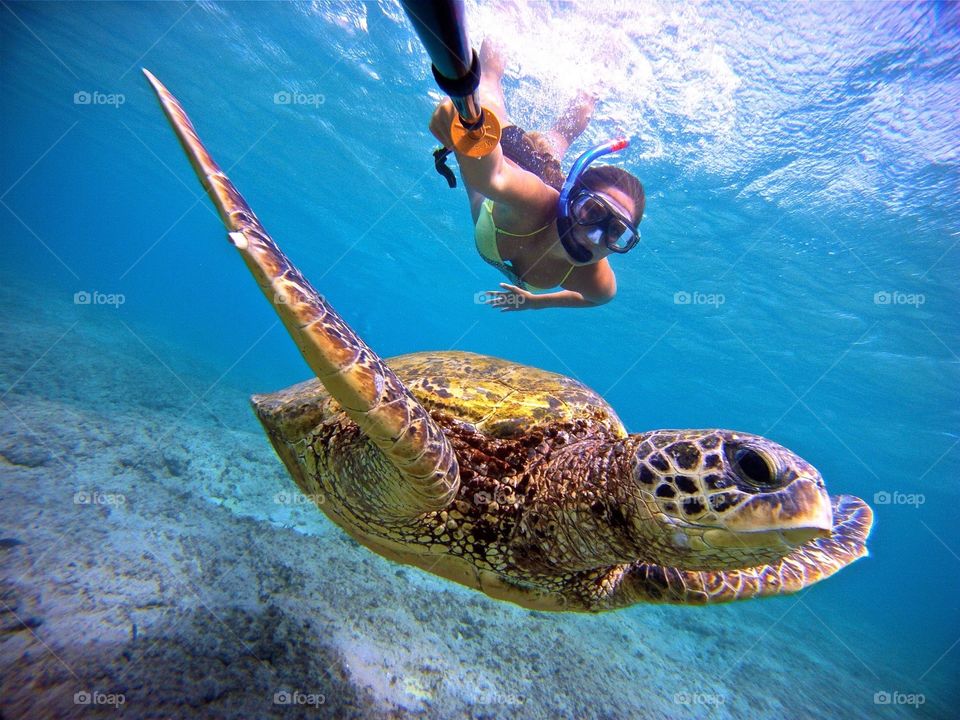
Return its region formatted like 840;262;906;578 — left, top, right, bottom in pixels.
145;71;873;612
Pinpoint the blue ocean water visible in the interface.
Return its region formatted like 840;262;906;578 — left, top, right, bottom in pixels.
1;1;958;718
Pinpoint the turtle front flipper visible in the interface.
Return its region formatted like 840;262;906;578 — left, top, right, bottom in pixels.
586;494;873;609
143;69;459;519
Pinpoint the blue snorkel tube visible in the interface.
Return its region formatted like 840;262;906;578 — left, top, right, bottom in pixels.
557;137;630;263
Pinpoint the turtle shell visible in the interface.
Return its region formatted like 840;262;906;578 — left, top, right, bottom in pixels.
251;350;627;444
390;351;627;439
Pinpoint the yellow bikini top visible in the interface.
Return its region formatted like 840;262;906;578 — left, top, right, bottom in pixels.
475;199;574;291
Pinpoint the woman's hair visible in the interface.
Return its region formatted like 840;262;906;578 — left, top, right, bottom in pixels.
580;165;646;224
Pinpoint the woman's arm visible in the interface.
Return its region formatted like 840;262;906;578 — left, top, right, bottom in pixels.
483;281;616;311
553;259;618;308
429;100;554;212
480;256;618;311
526;289;612;310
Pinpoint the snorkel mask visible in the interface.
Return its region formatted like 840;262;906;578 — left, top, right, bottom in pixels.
557;138;638;263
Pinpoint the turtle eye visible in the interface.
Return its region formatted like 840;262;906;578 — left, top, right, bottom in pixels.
732;447;778;489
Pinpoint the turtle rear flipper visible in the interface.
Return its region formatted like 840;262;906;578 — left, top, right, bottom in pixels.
143;69;459;520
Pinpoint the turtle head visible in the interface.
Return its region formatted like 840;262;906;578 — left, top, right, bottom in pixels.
630;430;835;570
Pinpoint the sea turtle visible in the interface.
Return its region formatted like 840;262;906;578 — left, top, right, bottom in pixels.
144;70;873;612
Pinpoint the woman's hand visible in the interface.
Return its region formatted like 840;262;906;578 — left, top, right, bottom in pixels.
478;283;538;312
429;99;458;149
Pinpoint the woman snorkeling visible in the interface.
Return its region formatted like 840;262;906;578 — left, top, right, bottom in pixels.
429;40;646;311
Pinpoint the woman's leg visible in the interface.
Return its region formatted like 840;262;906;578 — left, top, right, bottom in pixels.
477;37;512;127
478;36;596;160
541;90;597;158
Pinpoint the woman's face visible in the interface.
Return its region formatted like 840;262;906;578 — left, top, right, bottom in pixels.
570;185;638;264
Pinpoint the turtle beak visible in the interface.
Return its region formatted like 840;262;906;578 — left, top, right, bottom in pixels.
780;525;832;544
724;477;834;545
